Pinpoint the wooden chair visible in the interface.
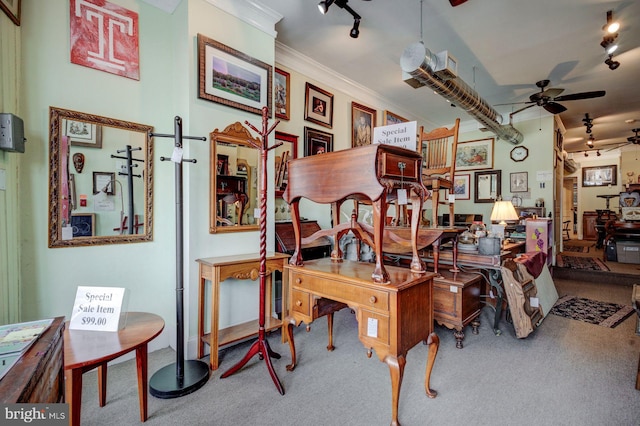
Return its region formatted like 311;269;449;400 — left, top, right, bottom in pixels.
562;220;571;240
419;118;460;228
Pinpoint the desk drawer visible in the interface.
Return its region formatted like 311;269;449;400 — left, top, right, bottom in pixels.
291;289;311;316
291;272;389;311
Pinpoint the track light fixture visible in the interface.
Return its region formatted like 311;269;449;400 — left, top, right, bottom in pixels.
605;54;620;70
597;150;602;156
603;10;620;34
350;18;360;38
586;135;595;148
582;113;594;133
318;0;362;39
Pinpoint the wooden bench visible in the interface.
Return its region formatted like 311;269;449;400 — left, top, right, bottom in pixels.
633;284;640;390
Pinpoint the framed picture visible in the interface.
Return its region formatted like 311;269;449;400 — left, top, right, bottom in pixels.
455;137;494;171
304;83;333;128
274;68;290;120
510;172;528;193
448;174;471;200
65;119;102;148
582;165;617;187
0;0;20;26
304;127;333;157
71;213;95;237
352;102;377;147
383;110;408;125
474;170;501;203
93;172;115;195
197;33;272;116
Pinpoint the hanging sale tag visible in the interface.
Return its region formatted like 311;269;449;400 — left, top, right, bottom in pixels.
171;147;184;163
397;189;408;205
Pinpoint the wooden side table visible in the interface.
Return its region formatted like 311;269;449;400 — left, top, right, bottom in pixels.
64;312;164;426
196;252;290;371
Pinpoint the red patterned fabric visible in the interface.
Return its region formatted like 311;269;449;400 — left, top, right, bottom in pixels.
515;252;547;278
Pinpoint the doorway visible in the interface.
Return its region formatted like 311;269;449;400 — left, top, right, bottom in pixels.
562;177;577;237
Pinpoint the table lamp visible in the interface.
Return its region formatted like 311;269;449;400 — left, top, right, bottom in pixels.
491;198;519;225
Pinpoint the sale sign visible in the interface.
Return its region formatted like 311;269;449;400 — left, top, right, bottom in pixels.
69;286;126;331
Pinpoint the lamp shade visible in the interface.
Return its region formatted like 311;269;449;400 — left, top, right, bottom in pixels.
491;200;519;225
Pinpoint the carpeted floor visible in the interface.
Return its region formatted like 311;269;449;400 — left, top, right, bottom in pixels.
556;254;610;271
562;245;590;253
550;295;635;328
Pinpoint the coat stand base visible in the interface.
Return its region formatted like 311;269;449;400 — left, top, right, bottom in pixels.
149;359;210;399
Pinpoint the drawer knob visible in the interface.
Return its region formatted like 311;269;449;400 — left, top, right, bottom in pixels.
369;296;377;304
295;278;302;284
296;300;302;307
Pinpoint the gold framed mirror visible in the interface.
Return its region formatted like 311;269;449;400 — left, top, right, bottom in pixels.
48;107;154;247
210;122;260;233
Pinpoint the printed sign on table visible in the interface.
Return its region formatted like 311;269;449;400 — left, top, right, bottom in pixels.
69;286;126;331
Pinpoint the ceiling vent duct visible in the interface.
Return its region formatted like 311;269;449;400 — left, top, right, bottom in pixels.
400;41;524;145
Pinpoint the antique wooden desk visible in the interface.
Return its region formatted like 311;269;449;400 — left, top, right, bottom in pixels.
64;312;164;426
0;316;65;403
284;258;439;426
284;144;429;283
196;252;289;370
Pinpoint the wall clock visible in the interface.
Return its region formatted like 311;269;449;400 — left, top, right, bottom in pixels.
510;146;528;162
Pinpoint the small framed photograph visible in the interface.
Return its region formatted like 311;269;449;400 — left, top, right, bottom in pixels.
304;127;333;157
0;0;20;26
474;170;501;203
582;165;617;187
304;82;333;128
448;174;471;200
274;68;290;120
510;172;528;193
197;33;272;116
383;110;408;125
352;102;377;147
71;213;95;237
455;137;494;171
93;172;115;195
65;119;102;148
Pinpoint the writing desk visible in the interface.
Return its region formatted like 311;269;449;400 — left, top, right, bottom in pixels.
196;252;289;370
284;258;439;426
64;312;164;426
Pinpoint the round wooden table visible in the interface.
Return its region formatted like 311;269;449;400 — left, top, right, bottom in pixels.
64;312;164;426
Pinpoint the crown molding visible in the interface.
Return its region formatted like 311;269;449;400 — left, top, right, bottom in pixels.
204;0;282;37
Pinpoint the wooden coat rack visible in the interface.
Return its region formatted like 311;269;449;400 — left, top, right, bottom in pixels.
220;107;286;394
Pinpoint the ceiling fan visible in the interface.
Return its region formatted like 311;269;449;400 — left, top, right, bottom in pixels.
501;80;606;118
603;128;640;151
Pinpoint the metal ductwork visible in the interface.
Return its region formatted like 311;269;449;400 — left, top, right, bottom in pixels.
400;41;523;145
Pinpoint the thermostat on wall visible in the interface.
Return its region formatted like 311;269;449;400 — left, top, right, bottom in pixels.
0;113;26;153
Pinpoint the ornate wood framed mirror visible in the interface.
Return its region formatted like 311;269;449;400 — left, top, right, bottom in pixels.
48;107;154;247
210;122;260;233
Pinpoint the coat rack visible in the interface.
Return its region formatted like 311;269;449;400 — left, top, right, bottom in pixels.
148;116;210;398
110;145;143;234
220;107;286;394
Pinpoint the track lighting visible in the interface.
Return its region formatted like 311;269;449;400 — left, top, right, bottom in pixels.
350;18;360;38
603;10;620;34
584;152;589;157
318;0;334;14
605;54;620;70
586;135;595;147
597;150;602;156
600;34;618;55
318;0;363;39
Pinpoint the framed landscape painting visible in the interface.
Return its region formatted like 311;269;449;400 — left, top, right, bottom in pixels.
456;138;494;171
198;33;272;116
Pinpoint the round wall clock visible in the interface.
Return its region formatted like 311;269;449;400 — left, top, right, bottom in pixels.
510;146;529;162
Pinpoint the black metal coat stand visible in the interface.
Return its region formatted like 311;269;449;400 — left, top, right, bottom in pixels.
220;107;285;395
110;145;143;234
149;116;210;398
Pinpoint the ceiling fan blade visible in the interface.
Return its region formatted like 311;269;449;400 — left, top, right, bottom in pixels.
540;88;564;99
605;143;629;152
543;102;567;114
508;103;536;121
554;91;606;102
449;0;469;6
494;101;531;106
